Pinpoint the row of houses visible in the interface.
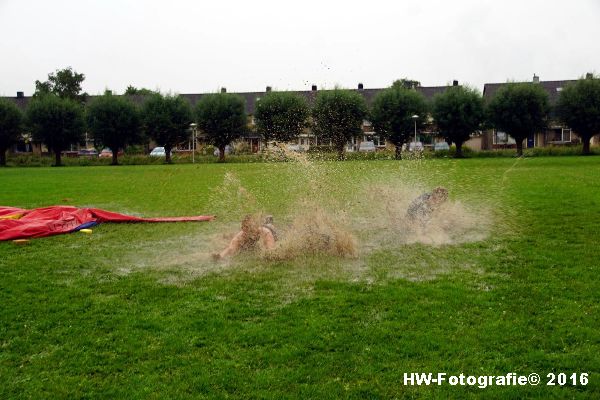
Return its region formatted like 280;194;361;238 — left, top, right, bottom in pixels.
4;75;598;155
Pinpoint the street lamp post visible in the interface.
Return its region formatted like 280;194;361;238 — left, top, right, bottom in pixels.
411;114;419;149
190;123;197;163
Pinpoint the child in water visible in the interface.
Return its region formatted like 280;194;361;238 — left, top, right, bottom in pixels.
213;214;277;260
406;187;449;226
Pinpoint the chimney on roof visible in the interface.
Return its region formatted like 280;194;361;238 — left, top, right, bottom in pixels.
452;80;459;86
533;74;540;83
586;72;594;79
266;86;272;92
221;87;227;93
311;84;317;91
16;91;24;98
358;83;364;90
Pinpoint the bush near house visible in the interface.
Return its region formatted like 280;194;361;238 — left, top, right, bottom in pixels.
0;99;23;166
312;89;368;160
488;83;550;157
86;93;142;165
195;93;247;162
26;95;85;166
371;86;428;159
141;93;192;164
432;86;485;158
254;91;309;144
557;74;600;155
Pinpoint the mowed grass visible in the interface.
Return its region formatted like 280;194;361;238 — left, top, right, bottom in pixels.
1;157;599;399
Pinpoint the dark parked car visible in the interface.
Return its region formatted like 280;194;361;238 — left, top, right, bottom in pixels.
78;149;98;158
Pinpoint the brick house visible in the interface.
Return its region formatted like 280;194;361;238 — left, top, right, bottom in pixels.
2;82;455;155
180;83;453;153
481;75;599;150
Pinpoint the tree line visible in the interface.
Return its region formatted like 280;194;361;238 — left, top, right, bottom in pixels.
1;68;600;166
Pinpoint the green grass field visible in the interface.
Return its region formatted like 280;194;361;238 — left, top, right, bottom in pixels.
1;157;599;399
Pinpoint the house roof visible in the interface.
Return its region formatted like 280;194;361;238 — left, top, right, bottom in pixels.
180;86;450;114
2;85;452;115
482;80;577;104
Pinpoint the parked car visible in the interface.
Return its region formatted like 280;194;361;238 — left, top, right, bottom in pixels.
78;149;98;158
408;141;424;152
99;148;123;158
99;148;113;158
286;144;305;152
434;142;450;151
358;141;376;152
213;145;233;157
62;151;79;158
149;147;166;157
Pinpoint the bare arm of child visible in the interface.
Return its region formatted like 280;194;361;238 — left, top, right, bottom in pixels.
215;230;245;259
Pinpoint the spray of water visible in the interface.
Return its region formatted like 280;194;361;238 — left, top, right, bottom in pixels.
128;144;503;286
203;145;492;263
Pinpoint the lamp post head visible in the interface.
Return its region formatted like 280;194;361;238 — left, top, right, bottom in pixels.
190;123;197;128
412;115;419;120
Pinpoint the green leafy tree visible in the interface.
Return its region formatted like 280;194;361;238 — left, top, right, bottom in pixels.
86;93;141;165
0;99;23;166
26;95;85;166
34;67;88;103
254;91;309;144
370;86;428;159
312;89;368;159
392;78;421;90
488;82;550;157
124;86;156;96
432;86;485;158
195;93;247;161
141;94;192;163
557;75;600;155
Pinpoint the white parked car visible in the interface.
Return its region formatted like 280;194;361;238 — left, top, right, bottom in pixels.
213;145;233;156
149;147;166;157
408;141;424;152
434;142;450;151
358;141;376;152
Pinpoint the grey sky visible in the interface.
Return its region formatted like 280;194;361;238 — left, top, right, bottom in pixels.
1;0;599;96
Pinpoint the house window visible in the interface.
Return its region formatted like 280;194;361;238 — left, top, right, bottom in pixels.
546;128;571;143
493;130;516;145
373;136;386;147
493;130;507;144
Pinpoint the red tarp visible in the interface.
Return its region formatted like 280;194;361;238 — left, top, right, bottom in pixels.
0;206;214;241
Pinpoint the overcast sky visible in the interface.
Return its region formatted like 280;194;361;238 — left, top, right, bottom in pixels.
1;0;599;96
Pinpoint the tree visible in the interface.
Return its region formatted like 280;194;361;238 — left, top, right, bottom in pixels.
0;99;23;166
26;95;85;166
195;93;247;161
141;94;192;163
312;89;368;159
34;67;88;103
86;93;141;165
432;86;485;158
370;86;428;159
392;78;421;90
124;86;156;96
254;91;309;144
488;82;550;157
557;75;600;155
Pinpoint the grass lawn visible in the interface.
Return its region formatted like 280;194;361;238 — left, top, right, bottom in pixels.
1;157;599;399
